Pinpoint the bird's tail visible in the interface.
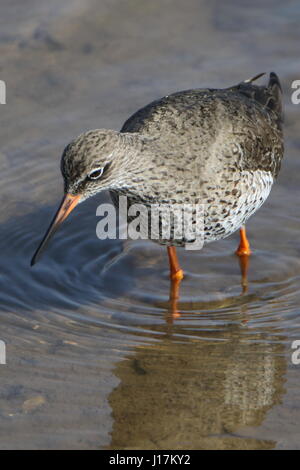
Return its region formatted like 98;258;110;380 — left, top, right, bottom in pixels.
235;72;283;127
266;72;283;122
243;72;266;84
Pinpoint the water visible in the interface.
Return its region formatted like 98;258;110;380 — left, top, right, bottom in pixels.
0;0;300;449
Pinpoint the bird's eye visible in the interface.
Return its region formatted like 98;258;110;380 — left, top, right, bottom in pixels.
88;167;104;180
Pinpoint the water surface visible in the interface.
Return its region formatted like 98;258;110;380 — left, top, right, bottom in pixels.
0;0;300;449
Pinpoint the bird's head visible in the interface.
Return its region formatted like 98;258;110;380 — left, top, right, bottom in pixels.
61;129;129;200
31;128;141;265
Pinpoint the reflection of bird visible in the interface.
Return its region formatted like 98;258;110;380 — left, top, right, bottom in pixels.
31;73;283;289
107;329;286;450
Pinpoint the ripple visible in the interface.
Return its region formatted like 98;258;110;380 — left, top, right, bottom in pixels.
1;200;299;348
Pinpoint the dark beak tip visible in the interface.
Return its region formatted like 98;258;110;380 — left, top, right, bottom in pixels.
30;193;80;268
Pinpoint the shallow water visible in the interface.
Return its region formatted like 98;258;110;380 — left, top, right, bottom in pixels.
0;0;300;449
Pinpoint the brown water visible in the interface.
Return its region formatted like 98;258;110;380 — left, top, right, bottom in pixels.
0;0;300;449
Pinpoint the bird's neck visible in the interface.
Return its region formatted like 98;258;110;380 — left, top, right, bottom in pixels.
112;132;159;184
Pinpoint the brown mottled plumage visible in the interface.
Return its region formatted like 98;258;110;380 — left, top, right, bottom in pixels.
31;72;283;266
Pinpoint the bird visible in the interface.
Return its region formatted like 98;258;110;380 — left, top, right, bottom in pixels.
31;72;284;297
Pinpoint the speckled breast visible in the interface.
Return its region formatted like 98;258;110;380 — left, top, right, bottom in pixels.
110;167;274;248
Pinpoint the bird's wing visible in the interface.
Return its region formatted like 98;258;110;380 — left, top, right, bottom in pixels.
121;73;283;178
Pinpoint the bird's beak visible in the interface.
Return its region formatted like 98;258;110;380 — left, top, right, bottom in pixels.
31;193;81;266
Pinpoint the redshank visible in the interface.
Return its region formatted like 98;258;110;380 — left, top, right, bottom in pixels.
31;72;283;295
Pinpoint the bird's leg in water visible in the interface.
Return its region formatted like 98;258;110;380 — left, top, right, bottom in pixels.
236;226;251;293
167;247;184;319
169;276;182;320
238;254;250;294
167;246;184;281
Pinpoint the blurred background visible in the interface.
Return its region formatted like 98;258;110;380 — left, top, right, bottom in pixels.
0;0;300;449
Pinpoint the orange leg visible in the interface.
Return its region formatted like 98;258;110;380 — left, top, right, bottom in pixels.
167;246;184;281
168;276;182;320
167;247;183;321
236;225;252;256
238;254;250;294
236;226;251;294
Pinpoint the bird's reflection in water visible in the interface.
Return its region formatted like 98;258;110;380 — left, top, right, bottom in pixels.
100;243;287;449
238;254;251;295
107;260;286;450
168;253;250;321
107;325;286;450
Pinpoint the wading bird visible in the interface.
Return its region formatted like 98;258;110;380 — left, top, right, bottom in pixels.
31;73;283;311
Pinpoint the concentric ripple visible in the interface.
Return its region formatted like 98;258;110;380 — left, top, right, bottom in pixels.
1;197;300;347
